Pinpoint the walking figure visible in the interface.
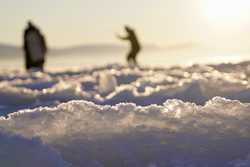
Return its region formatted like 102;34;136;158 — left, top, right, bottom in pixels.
117;26;141;66
23;21;47;71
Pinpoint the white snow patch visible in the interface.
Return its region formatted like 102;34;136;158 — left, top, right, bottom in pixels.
0;62;250;166
0;132;70;167
0;62;250;116
0;97;250;166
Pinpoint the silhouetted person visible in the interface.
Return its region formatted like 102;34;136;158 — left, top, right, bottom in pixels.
117;26;141;66
23;21;47;71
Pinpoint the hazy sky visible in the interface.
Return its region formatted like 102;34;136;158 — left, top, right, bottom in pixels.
1;0;250;49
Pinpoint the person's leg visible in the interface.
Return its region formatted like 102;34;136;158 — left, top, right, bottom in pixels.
133;56;137;66
27;61;44;72
35;61;44;72
131;50;138;66
25;54;31;71
127;52;133;65
126;54;130;64
37;64;44;72
25;62;30;71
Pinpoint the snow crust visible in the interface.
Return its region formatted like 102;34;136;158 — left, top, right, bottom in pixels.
1;62;250;166
1;97;250;166
1;62;250;115
0;132;69;167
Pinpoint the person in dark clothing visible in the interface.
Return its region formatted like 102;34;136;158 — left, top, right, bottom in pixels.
23;21;47;71
117;26;141;66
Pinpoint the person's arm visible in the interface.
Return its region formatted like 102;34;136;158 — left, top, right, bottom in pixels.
116;34;129;40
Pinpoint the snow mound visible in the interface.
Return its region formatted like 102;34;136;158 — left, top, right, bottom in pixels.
1;62;250;166
0;132;69;167
1;97;250;166
1;62;250;115
98;72;117;96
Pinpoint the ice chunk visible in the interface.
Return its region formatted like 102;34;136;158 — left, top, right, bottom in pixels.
98;72;117;96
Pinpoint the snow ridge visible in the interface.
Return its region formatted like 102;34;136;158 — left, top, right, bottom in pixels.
1;62;250;166
0;63;250;116
1;97;250;166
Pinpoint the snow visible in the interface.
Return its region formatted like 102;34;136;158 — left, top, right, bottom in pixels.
0;62;250;115
1;62;250;166
0;132;70;167
1;98;250;166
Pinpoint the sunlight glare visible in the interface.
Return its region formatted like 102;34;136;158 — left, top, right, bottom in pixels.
203;0;250;24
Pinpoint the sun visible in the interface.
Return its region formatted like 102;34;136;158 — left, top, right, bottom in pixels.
203;0;250;23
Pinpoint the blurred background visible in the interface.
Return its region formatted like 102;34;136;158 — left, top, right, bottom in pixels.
1;0;250;70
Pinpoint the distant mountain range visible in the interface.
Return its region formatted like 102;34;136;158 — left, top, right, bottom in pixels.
0;44;22;57
50;44;163;56
51;44;126;55
0;43;161;57
0;42;197;57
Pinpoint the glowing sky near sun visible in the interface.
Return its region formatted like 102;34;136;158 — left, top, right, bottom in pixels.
1;0;250;49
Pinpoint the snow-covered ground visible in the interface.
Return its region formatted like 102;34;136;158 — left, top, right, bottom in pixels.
1;62;250;166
